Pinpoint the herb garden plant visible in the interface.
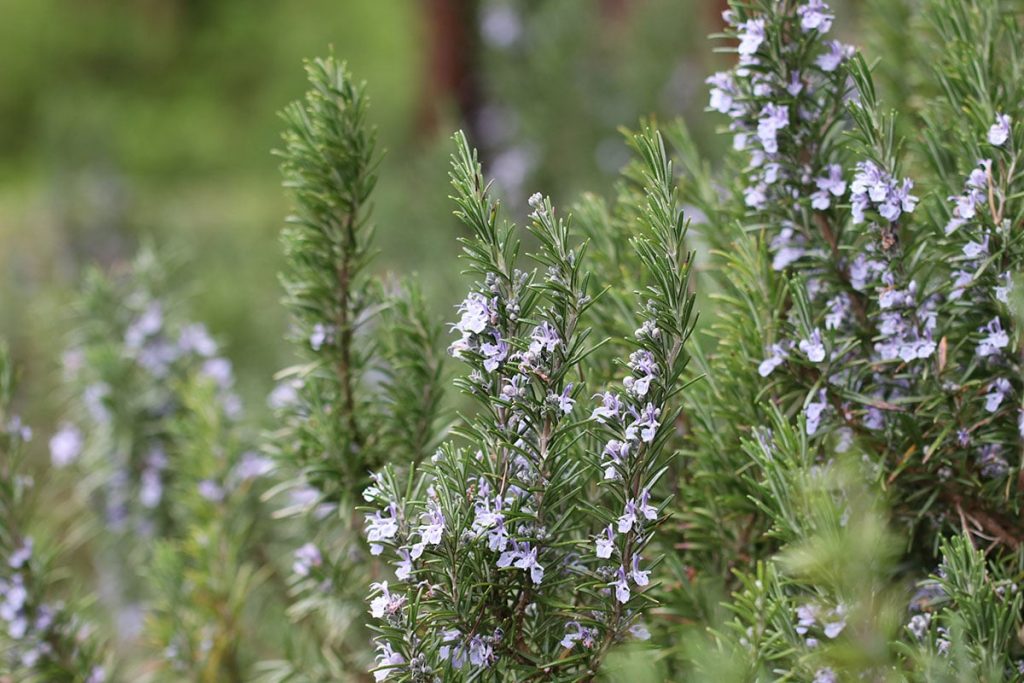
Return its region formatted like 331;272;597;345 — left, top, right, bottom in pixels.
3;0;1024;681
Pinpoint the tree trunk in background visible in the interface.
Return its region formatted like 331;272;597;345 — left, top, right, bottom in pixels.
417;0;484;149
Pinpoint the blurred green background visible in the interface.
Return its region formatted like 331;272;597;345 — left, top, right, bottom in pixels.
0;0;857;426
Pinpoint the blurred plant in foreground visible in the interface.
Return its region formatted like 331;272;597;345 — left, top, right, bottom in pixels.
1;343;109;682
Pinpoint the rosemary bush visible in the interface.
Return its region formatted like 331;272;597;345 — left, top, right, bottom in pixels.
5;0;1024;680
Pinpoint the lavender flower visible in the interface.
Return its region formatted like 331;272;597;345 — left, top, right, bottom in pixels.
706;72;737;115
454;292;493;337
805;390;829;436
365;503;400;555
373;640;405;682
811;164;846;210
976;317;1009;357
197;479;225;502
758;342;790;377
757;104;789;154
595;525;615;559
984;378;1012;413
560;621;597;650
612;566;631;604
591;392;623;423
497;542;545;584
798;329;827;363
48;424;83;468
601;440;630;480
798;0;834;34
369;581;406;620
395;549;413;581
617;491;657;533
988;113;1012;146
737;18;766;56
625;403;661;443
816;40;852;72
850;161;918;224
292;543;323;577
977;445;1009;479
630;555;650;587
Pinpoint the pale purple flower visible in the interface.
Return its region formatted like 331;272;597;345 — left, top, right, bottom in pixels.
467;634;496;667
706;72;736;114
823;605;847;638
630;555;650;587
798;0;834;33
555;384;575;415
770;227;807;270
365;504;400;555
49;424;83;468
629;622;651;640
395;549;413;581
529;322;561;356
561;621;597;650
988;113;1012;146
601;439;630;480
595;525;615;559
963;235;990;260
124;302;163;350
292;543;322;577
976;317;1009;357
737;18;766;56
197;479;224;502
799;329;827;363
267;380;299;410
200;357;234;389
591;392;623;423
994;272;1014;303
949;270;974;301
139;469;163;508
513;545;545;585
309;323;330;350
816;40;852;72
178;323;217;356
8;538;32;569
744;182;768;209
497;542;544;584
811;164;846;210
454;292;493;336
480;333;508;372
625;403;661;443
795;604;817;635
814;668;838;683
373;640;404;682
977;445;1009;479
984;378;1012;413
850;161;917;224
805;390;829;436
864;407;885;431
849;254;885;291
618;491;657;533
825;294;849;331
232;451;274;482
908;613;931;640
410;502;445;558
758;343;790;377
757;104;789;154
613;567;631;604
439;629;465;667
369;581;406;619
481;5;522;48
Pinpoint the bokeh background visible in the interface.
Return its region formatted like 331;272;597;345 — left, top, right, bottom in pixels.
0;0;861;432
